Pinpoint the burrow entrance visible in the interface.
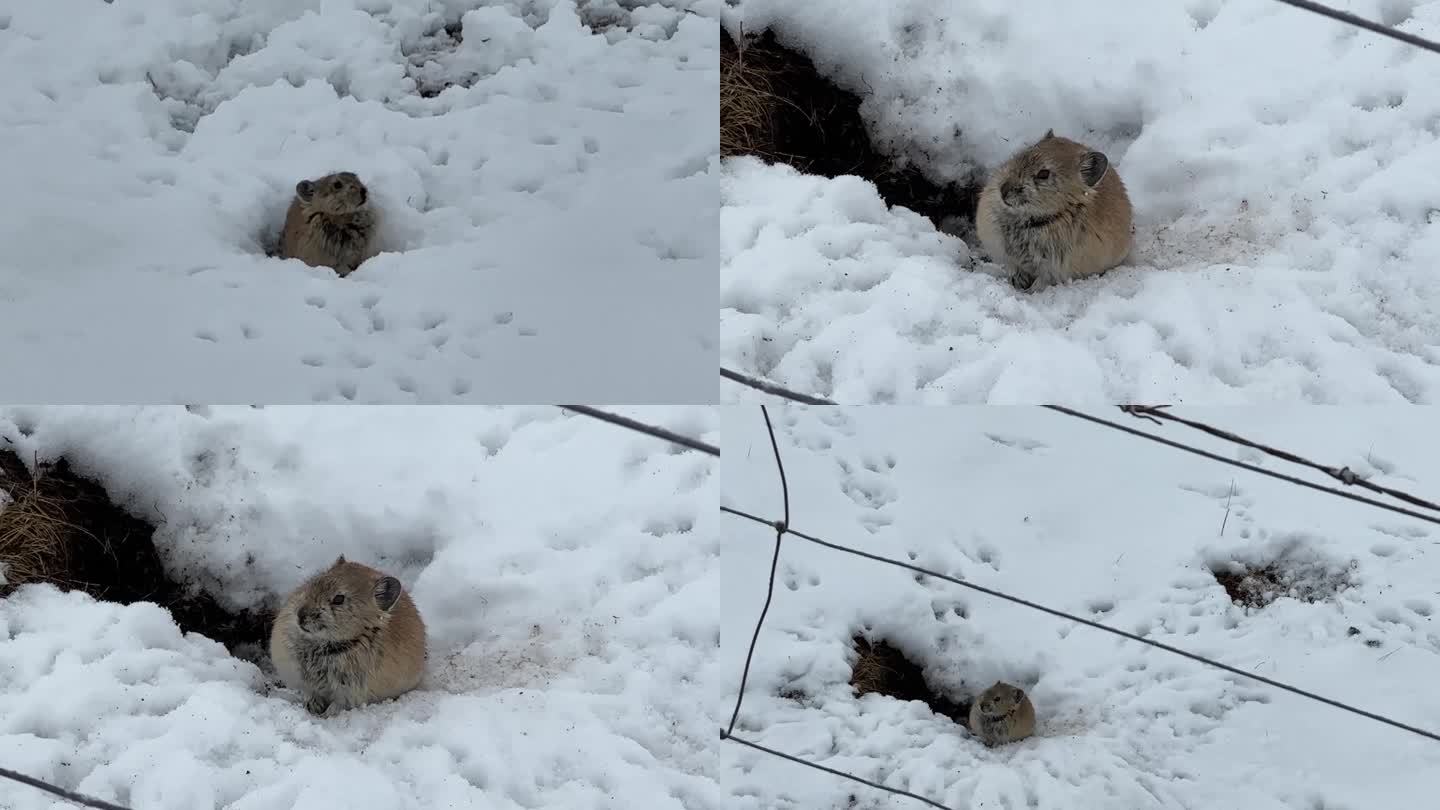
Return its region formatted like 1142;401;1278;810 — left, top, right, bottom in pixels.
721;27;980;229
0;448;269;657
1209;549;1355;610
848;635;970;724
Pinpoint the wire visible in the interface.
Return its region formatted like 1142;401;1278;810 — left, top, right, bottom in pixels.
722;404;1440;809
721;733;954;810
0;767;133;810
1043;405;1440;526
721;368;839;405
1119;405;1440;514
723;529;784;739
559;404;718;457
1270;0;1440;56
724;507;1440;744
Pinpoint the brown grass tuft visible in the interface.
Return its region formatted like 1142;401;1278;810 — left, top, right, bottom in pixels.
722;29;781;160
0;454;96;591
719;27;981;227
0;448;269;657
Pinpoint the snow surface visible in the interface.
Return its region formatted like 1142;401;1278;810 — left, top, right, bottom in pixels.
721;0;1440;404
0;405;721;809
0;0;719;403
721;404;1440;809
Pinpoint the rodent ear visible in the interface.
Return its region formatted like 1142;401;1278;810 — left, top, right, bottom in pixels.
1042;128;1055;140
374;576;403;611
331;555;347;569
1079;151;1109;188
296;180;316;200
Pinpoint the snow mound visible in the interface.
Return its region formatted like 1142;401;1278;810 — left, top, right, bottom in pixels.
722;0;1440;403
721;405;1440;809
0;404;721;809
0;0;719;402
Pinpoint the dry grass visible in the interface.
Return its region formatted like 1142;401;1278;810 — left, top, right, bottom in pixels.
0;456;95;591
721;31;780;159
0;448;271;657
719;28;981;227
849;635;969;723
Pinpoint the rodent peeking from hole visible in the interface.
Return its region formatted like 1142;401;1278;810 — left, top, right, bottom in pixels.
976;130;1134;291
269;556;426;716
279;171;381;277
967;681;1036;747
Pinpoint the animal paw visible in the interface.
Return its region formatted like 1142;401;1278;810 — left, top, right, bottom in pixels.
1010;271;1036;291
304;694;331;716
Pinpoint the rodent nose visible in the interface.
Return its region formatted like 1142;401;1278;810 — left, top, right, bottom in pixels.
1000;181;1020;201
298;607;317;625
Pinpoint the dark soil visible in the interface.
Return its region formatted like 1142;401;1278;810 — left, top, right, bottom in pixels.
848;635;969;724
1212;558;1351;609
721;28;980;228
0;448;269;653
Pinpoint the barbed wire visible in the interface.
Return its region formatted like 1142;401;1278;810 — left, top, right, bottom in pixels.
560;404;718;456
1271;0;1440;56
721;403;1440;810
1117;404;1440;514
1044;405;1440;526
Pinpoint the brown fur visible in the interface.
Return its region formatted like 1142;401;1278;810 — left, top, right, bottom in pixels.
967;681;1036;747
278;171;380;277
975;130;1134;291
269;556;426;716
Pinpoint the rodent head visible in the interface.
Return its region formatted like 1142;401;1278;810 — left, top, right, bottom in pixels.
290;556;405;642
994;130;1110;218
976;681;1025;716
296;172;369;216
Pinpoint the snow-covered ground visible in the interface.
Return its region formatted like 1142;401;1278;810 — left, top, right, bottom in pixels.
0;405;721;809
721;0;1440;403
0;1;718;403
720;405;1440;808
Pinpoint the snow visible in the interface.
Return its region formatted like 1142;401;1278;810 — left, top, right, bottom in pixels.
0;0;719;403
720;404;1440;809
0;404;721;809
721;0;1440;403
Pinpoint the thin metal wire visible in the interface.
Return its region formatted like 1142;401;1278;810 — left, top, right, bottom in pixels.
1119;405;1440;514
1043;405;1440;526
721;733;954;810
0;767;133;810
559;404;718;456
721;368;839;405
722;402;1440;810
1270;0;1440;55
759;405;790;530
722;529;785;738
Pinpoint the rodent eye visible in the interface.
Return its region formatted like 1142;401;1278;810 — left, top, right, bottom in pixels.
1034;169;1051;181
332;181;343;190
331;594;346;606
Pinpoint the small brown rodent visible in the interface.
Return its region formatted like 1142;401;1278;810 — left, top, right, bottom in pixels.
975;130;1134;291
278;171;380;277
967;681;1036;747
269;556;426;716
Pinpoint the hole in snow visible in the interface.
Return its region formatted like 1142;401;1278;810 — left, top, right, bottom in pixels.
721;28;980;230
0;448;269;659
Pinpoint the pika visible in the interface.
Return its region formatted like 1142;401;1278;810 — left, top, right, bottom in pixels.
975;130;1133;291
269;556;426;716
278;171;380;277
967;681;1036;747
